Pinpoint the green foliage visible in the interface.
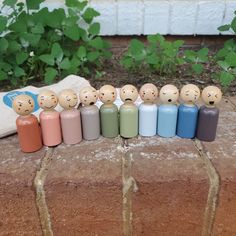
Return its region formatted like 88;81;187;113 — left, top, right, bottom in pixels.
184;48;209;75
0;0;111;86
120;34;184;75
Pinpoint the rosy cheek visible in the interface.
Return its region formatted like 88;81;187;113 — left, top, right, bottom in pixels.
40;102;43;105
54;101;56;104
113;96;115;98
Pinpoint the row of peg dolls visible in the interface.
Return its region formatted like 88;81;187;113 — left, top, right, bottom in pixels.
12;83;222;153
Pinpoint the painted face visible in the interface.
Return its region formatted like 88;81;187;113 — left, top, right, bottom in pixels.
79;86;98;106
59;89;78;110
180;84;200;105
120;84;138;103
159;84;179;104
139;83;158;103
99;85;117;104
202;86;222;107
37;90;58;111
13;94;34;116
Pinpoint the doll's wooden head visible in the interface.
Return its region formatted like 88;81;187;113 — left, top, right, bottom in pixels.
59;89;78;110
38;90;58;111
180;84;200;106
99;85;117;105
13;94;34;116
159;84;179;105
79;86;98;106
202;86;222;107
120;84;138;103
139;83;158;103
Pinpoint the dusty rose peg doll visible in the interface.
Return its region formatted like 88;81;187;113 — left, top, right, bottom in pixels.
177;84;200;139
79;86;100;140
119;84;139;138
59;89;82;145
12;94;42;153
99;85;119;138
157;84;179;138
38;90;62;146
196;86;222;142
139;83;158;137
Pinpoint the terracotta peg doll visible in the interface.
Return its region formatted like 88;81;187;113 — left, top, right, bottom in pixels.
177;84;200;139
38;90;62;146
119;84;139;138
139;83;158;137
157;84;179;138
12;94;42;153
99;85;119;138
59;89;82;145
196;86;222;142
79;86;100;140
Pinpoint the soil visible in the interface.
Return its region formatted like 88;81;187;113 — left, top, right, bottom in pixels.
1;47;236;95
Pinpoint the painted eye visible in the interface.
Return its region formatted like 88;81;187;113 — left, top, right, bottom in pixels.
19;104;22;107
28;100;32;104
143;92;146;95
131;90;134;93
174;92;177;95
215;94;218;98
85;96;88;98
94;95;96;97
185;94;189;96
101;93;105;96
162;92;166;95
208;94;211;97
112;92;115;95
123;90;125;93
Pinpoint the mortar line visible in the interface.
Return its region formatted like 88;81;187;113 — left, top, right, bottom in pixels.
34;147;54;236
193;139;220;236
121;138;138;236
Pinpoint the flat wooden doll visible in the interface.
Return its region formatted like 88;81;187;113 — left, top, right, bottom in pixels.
119;84;139;138
13;94;42;153
99;85;119;138
59;89;82;144
196;86;222;142
79;86;100;140
177;84;200;139
38;90;62;146
157;84;179;138
139;83;158;137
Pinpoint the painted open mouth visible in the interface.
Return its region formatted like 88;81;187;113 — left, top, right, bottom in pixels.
90;102;94;105
107;100;111;102
45;105;54;109
168;99;172;102
25;109;29;112
209;101;214;105
125;98;132;102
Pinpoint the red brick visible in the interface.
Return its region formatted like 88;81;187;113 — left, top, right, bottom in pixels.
128;136;209;236
0;135;44;236
45;137;123;236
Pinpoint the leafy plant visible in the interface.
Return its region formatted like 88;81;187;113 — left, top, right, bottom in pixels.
120;34;184;75
183;48;209;75
0;0;111;86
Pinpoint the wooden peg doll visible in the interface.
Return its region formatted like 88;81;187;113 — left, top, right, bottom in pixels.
59;89;82;145
119;84;139;138
99;85;119;138
79;86;100;140
139;83;158;137
177;84;200;139
196;86;222;142
38;90;62;146
12;94;42;153
157;84;179;138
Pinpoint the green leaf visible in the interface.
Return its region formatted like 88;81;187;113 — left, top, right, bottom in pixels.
51;43;63;62
88;23;100;35
31;24;44;34
66;0;88;10
3;0;17;7
147;34;164;44
8;41;21;52
192;64;203;75
0;38;9;52
16;52;28;65
0;70;7;81
39;54;55;66
46;9;66;28
20;33;41;47
60;58;71;69
44;67;58;84
218;24;231;32
0;16;7;33
225;52;236;67
129;39;145;55
87;51;100;62
77;46;86;58
82;7;100;24
26;0;43;10
217;61;230;71
197;47;209;62
64;25;80;41
146;53;159;65
184;50;196;62
121;57;133;69
14;66;25;77
231;17;236;34
173;40;184;48
219;71;235;87
89;37;105;50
